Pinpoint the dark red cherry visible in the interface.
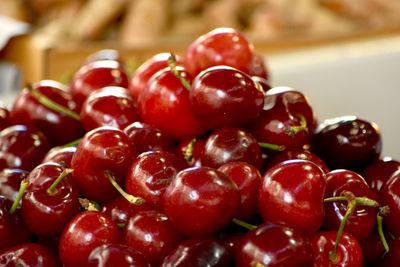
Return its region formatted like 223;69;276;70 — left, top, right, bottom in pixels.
312;116;382;171
380;171;400;237
247;53;269;80
163;166;240;236
138;66;205;141
202;128;263;170
184;27;254;76
0;243;60;267
237;223;312;267
218;162;262;220
42;146;77;168
176;138;206;167
0;168;28;202
323;169;377;240
21;162;80;237
9;80;84;146
0;105;9;131
190;66;264;129
162;237;233;267
0;125;51;171
59;211;121;267
80;86;140;131
123;122;175;154
359;229;389;265
258;159;326;234
88;243;150;267
69;60;129;109
252;76;271;92
124;210;184;266
125;151;187;207
311;231;363;267
380;237;400;267
363;157;400;193
71;126;136;202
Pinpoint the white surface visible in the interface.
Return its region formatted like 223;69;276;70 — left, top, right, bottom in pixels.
267;36;400;160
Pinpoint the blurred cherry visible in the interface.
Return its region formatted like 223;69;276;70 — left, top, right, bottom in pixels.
363;157;400;193
0;243;60;266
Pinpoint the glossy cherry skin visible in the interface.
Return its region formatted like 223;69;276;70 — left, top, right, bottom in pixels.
311;231;363;267
311;116;382;171
190;66;264;129
162;237;233;267
129;52;183;100
202;128;263;170
323;169;377;240
362;157;400;193
125;151;187;207
123;121;175;154
380;170;400;237
59;211;121;267
0;243;60;267
69;60;129;109
88;243;150;267
218;161;262;220
80;86;140;131
9;80;84;146
123;210;185;266
21;162;80;237
184;27;254;76
237;223;313;267
42;146;77;168
163;166;240;236
138;66;205;141
0;125;51;171
379;237;400;267
71;126;136;202
0;105;9;131
359;229;388;265
0;168;28;202
258;159;326;234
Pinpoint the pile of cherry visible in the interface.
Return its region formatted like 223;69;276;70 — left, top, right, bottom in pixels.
1;27;400;267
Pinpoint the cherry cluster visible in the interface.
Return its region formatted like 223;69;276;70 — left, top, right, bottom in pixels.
0;27;399;267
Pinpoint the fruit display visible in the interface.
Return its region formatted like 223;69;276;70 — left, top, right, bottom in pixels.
1;27;400;266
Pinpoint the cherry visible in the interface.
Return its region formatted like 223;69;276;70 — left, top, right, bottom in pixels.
311;231;363;267
201;127;263;170
138;66;205;140
42;146;77;168
362;157;400;193
69;60;129;110
359;229;389;265
88;243;150;267
123;210;185;266
9;80;84;146
380;170;400;237
189;66;264;129
218;161;262;220
123;121;175;154
0;168;28;202
380;237;400;267
71;126;136;202
184;27;254;76
163;166;240;236
0;105;9;131
0;243;60;266
129;52;183;100
236;223;313;267
162;237;233;267
0;125;51;171
59;211;121;267
323;169;378;240
247;53;269;80
258;159;326;234
125;150;187;207
176;137;206;167
80;86;140;131
21;162;80;237
311;116;382;171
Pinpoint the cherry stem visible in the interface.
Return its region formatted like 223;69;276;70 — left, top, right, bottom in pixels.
184;138;196;164
47;168;73;195
232;218;257;231
377;211;390;252
79;198;100;211
324;196;380;207
62;138;82;148
105;170;145;205
254;263;267;267
286;115;307;137
258;142;285;152
9;179;28;214
27;84;81;121
167;53;191;90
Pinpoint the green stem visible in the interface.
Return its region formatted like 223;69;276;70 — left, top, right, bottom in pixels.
232;218;257;231
79;198;101;211
167;53;191;90
62;138;82;148
377;213;390;253
27;85;81;121
47;168;73;195
324;196;379;208
286;115;307;137
258;142;285;152
9;179;28;214
105;170;145;205
184;138;196;164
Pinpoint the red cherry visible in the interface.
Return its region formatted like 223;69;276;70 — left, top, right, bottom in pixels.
380;237;400;267
176;138;206;167
163;166;240;236
0;168;28;202
236;223;313;267
59;211;121;267
80;86;140;131
359;229;389;265
258;159;326;234
380;170;400;237
0;243;60;266
247;54;269;80
42;146;77;168
363;157;400;193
